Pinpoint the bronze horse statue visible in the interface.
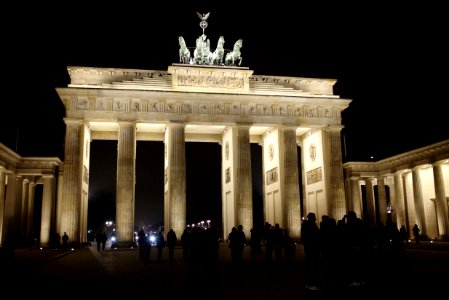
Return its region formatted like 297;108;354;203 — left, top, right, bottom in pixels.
209;36;225;65
178;36;191;64
225;39;243;66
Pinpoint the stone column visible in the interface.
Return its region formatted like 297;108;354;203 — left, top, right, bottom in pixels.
116;122;136;246
281;127;301;239
26;181;36;243
40;175;55;247
323;126;346;220
365;178;376;228
21;179;30;242
350;177;362;218
377;176;388;225
402;173;411;232
433;163;449;240
412;167;427;238
0;170;6;244
3;175;23;246
393;172;406;228
61;119;83;244
56;169;64;234
164;123;186;237
235;125;253;237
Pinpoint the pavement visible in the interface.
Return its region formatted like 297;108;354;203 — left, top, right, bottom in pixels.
1;240;449;299
6;239;448;264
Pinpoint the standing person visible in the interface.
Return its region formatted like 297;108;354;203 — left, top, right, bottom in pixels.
181;228;190;260
156;230;165;262
166;229;177;263
62;232;69;251
249;225;262;263
412;224;420;244
95;230;102;251
301;212;321;291
230;225;246;265
101;231;108;251
137;229;147;261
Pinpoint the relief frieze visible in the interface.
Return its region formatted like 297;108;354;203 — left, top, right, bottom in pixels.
85;97;334;120
225;167;231;183
266;167;278;185
306;167;322;185
178;74;244;89
76;97;89;110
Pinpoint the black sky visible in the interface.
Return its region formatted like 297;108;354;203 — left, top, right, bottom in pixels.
2;2;448;230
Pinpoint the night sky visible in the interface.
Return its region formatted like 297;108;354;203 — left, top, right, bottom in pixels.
2;2;448;231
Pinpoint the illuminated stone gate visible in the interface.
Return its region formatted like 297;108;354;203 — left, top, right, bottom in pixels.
53;63;350;246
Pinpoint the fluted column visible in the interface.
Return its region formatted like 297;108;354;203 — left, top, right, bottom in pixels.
116;122;136;246
235;125;253;237
21;179;30;242
164;123;187;237
40;175;55;247
0;170;6;244
164;123;186;237
324;126;346;220
281;127;301;239
401;173;411;232
393;172;406;227
412;167;427;238
433;163;449;240
377;177;388;225
26;181;36;242
365;178;376;227
350;177;362;217
3;175;23;245
61;119;83;244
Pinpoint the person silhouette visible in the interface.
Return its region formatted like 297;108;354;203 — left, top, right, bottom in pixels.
166;229;177;263
62;232;69;251
301;212;320;291
412;224;420;244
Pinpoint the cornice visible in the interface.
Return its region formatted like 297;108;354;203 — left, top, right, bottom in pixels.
343;139;449;176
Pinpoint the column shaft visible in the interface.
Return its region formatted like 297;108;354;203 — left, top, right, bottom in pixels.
40;175;55;247
0;170;6;244
377;177;388;225
165;123;186;237
235;126;253;237
393;173;406;228
412;168;427;237
61;120;82;244
282;128;301;239
350;178;362;218
365;179;376;227
433;164;449;239
21;179;30;241
26;181;36;243
116;122;136;245
324;127;346;220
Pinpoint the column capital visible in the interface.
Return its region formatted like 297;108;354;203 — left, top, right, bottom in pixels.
324;125;344;132
165;122;186;130
63;118;84;126
117;121;136;126
433;160;449;167
233;123;252;130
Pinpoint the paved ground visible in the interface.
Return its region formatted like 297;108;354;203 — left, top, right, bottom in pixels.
2;241;449;299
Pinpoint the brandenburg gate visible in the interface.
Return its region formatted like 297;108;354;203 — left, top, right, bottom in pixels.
55;62;350;246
